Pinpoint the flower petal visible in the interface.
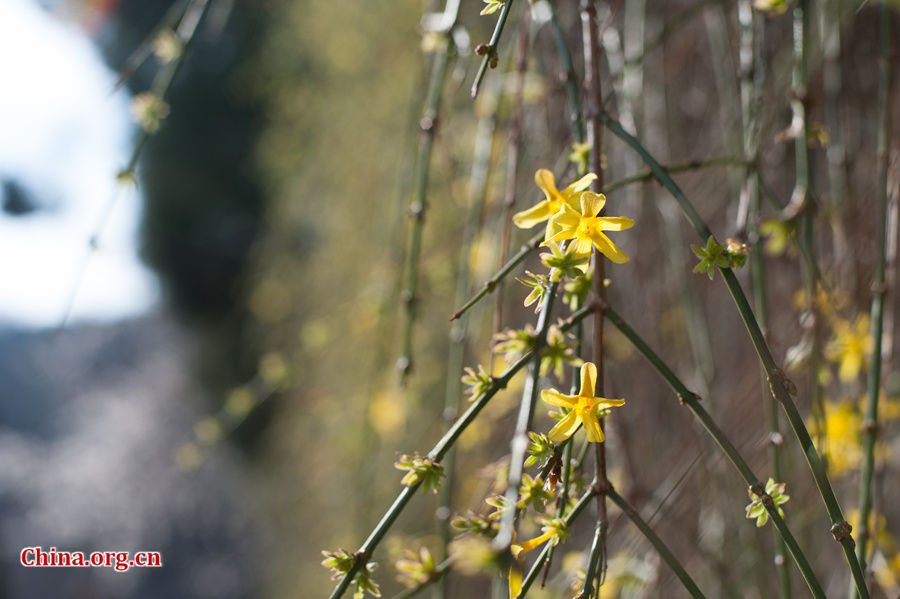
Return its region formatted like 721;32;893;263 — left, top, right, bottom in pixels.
573;237;593;255
596;397;626;409
508;566;523;599
579;362;597;397
563;172;598;195
534;169;559;202
582;412;605;443
514;531;555;556
552;203;582;229
589;231;630;264
547;410;581;443
598;216;635;231
541;389;577;408
513;201;554;229
579;191;606;217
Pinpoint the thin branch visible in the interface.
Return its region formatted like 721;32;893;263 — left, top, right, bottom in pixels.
398;4;459;383
471;0;517;98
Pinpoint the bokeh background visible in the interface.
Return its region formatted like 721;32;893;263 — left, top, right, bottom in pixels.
1;0;899;597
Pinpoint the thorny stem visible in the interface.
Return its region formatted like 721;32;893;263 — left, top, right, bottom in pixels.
398;5;458;384
600;110;870;599
471;0;516;98
853;3;892;595
328;305;595;599
597;299;826;598
494;4;531;350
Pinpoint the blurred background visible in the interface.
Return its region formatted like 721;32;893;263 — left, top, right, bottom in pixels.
0;0;898;597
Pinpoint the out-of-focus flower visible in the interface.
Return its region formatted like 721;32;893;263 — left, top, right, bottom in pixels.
130;92;169;133
808;400;862;476
827;315;872;383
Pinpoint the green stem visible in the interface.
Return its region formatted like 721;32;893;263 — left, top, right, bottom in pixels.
547;1;586;144
854;3;892;595
450;232;542;321
471;0;516;98
399;14;457;383
493;3;531;351
606;486;707;599
597;299;826;598
600;110;869;598
605;157;746;194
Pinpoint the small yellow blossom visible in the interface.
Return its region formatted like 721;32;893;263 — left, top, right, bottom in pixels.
512;169;598;239
546;192;634;263
540;362;625;443
827;315;872;383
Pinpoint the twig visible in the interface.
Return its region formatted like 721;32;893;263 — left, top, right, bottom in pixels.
398;3;459;383
471;0;517;98
493;3;531;350
450;232;542;321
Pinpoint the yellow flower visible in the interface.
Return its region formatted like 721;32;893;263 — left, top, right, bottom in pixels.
546;192;635;263
540;362;625;443
809;400;862;476
512;169;598;239
827;315;872;383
